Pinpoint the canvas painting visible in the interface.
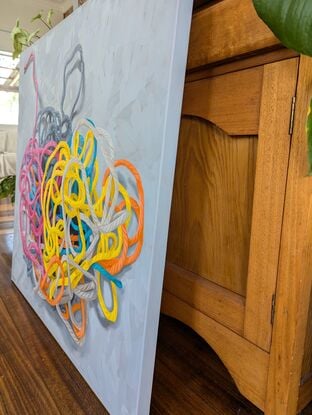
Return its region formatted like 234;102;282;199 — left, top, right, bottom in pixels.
11;0;192;413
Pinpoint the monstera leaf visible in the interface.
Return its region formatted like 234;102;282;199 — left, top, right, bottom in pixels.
253;0;312;57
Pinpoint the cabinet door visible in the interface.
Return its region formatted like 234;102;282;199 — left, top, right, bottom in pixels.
165;58;298;352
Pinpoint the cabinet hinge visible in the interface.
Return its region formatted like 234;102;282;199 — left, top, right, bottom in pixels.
271;294;276;325
289;96;296;136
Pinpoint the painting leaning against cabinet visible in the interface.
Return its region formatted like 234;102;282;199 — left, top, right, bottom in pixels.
11;1;193;414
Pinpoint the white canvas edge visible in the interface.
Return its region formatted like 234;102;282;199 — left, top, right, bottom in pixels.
136;1;193;413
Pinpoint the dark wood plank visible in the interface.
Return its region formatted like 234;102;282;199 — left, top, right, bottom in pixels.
0;225;310;413
0;233;108;415
151;314;262;415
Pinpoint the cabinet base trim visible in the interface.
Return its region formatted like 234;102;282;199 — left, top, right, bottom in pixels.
164;262;245;335
161;290;268;411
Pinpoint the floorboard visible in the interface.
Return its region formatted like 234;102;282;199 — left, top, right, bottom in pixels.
0;222;310;414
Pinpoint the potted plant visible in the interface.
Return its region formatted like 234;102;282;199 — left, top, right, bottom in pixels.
0;176;16;203
0;10;54;204
11;9;54;59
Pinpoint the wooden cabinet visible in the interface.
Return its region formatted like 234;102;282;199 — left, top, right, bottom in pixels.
161;1;312;414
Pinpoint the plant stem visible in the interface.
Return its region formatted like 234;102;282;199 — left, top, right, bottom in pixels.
40;18;52;30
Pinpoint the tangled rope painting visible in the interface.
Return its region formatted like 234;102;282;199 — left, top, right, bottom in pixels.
18;45;144;345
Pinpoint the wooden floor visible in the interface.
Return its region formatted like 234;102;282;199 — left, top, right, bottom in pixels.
0;198;14;235
0;209;311;414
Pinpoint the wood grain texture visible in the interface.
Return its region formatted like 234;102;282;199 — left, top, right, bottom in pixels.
183;66;263;136
161;290;269;410
265;56;312;415
186;48;299;83
301;289;312;379
164;262;245;335
167;117;257;296
244;58;299;351
0;238;108;415
187;0;280;70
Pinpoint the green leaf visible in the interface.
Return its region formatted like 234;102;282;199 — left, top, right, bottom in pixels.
31;11;43;23
15;31;29;44
11;21;30;58
0;176;16;201
27;29;40;44
10;19;21;39
12;44;22;59
46;9;54;27
253;0;312;57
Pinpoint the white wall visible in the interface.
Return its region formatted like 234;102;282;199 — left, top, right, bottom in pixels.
0;124;17;152
0;0;72;52
0;124;17;176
